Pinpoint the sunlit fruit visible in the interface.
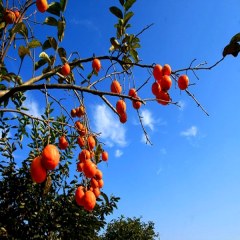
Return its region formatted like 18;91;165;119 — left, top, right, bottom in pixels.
83;190;96;211
151;82;161;96
119;111;127;123
77;136;86;148
92;58;101;73
153;64;162;81
116;99;126;115
95;169;103;180
76;105;85;117
61;63;71;76
30;156;47;183
41;144;60;170
111;80;122;94
178;74;189;90
132;97;142;110
159;75;172;91
102;151;108;161
4;10;16;24
83;160;97;178
59;136;68;150
78;149;91;162
162;64;171;76
128;88;137;98
87;135;96;150
36;0;48;13
156;91;171;105
75;186;85;206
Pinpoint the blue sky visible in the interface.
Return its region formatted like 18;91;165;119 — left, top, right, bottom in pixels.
4;0;240;239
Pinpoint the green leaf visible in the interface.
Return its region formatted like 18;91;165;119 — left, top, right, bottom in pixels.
18;46;29;60
123;11;134;26
119;0;125;5
222;42;240;57
124;0;136;11
42;37;58;50
11;22;28;38
109;6;123;19
28;39;41;49
34;58;48;71
44;17;58;26
60;0;68;12
58;18;66;42
0;21;5;30
58;47;67;60
46;2;61;16
130;49;139;62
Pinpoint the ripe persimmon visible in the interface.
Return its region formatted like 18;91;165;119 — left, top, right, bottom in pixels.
151;82;161;96
128;88;137;98
75;121;87;136
97;179;104;188
61;63;71;76
77;136;86;148
76;105;85;117
162;64;171;76
90;178;99;188
92;187;101;198
78;149;91;162
92;58;101;73
30;156;47;183
41;144;60;170
111;80;122;94
83;190;96;211
132;97;142;110
14;10;20;20
116;99;126;115
119;111;127;124
159;75;172;91
102;151;108;161
156;91;171;105
59;136;68;150
71;108;77;118
77;162;84;172
95;169;103;180
153;64;162;81
178;74;189;90
36;0;48;13
75;186;85;206
87;135;96;150
83;160;97;178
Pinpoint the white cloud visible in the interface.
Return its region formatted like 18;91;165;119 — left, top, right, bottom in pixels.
140;109;155;131
178;100;186;111
115;149;123;158
93;104;127;147
24;94;43;118
180;126;198;137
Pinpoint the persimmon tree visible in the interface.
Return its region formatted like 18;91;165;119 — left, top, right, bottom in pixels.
0;0;226;238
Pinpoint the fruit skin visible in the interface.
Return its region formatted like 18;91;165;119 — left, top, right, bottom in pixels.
119;111;127;124
4;10;16;24
162;64;171;76
92;58;101;73
83;160;97;178
41;144;60;170
75;186;85;206
59;136;68;150
83;190;96;211
61;63;71;76
178;74;189;90
87;135;96;150
78;149;91;162
159;75;172;91
102;151;108;161
95;169;103;180
116;99;126;115
156;91;171;105
151;82;161;96
153;64;162;81
77;136;85;148
111;80;122;94
36;0;49;13
132;97;142;110
128;88;137;98
92;187;101;198
30;156;47;183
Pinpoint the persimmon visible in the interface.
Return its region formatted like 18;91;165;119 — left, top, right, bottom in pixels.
162;64;171;76
102;151;108;161
159;75;172;91
151;82;161;96
77;136;86;148
4;10;16;24
128;88;137;98
92;58;101;73
87;135;96;150
14;10;20;20
59;136;68;150
78;149;91;162
156;91;171;105
76;105;85;117
90;178;99;188
36;0;48;13
83;190;96;211
92;187;101;198
97;179;104;189
71;108;77;118
61;63;71;76
83;160;97;178
132;97;142;110
116;99;126;115
111;80;122;94
41;144;60;170
153;64;162;81
77;162;84;172
119;111;127;124
95;169;103;180
30;156;47;183
75;121;87;136
75;186;85;206
178;74;189;90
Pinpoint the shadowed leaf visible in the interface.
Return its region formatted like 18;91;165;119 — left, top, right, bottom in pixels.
109;6;123;19
222;42;240;57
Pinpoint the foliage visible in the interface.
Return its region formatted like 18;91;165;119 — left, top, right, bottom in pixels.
100;216;160;240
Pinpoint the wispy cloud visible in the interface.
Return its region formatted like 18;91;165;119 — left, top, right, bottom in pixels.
24;94;43;118
140;109;155;131
115;149;123;158
178;100;186;111
180;126;198;137
93;104;127;147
